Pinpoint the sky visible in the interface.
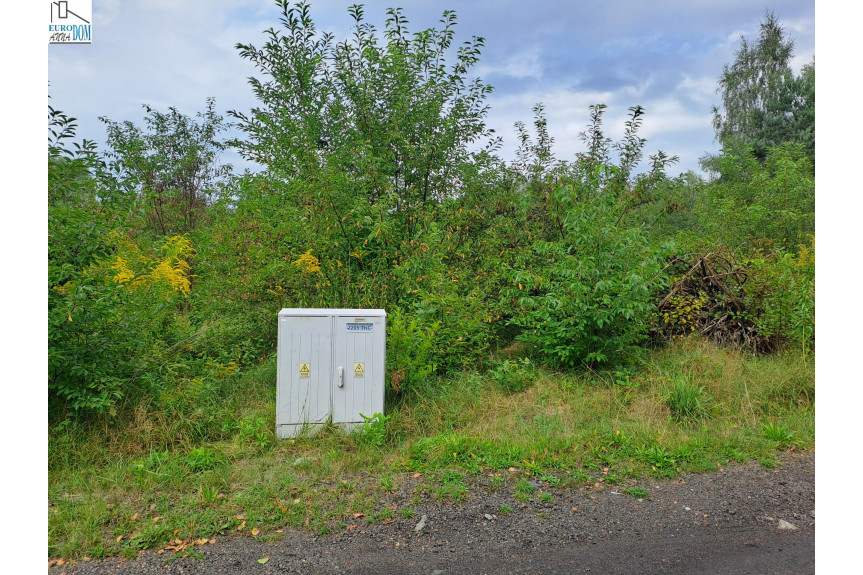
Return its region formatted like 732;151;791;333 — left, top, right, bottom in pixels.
46;0;815;176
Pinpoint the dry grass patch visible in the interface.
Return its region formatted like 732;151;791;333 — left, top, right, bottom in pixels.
623;395;671;427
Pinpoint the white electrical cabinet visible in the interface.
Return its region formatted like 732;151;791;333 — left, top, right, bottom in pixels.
276;308;386;438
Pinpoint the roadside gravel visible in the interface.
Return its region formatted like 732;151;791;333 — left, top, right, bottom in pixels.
52;450;814;574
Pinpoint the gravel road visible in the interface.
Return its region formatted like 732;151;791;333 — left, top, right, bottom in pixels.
52;451;814;575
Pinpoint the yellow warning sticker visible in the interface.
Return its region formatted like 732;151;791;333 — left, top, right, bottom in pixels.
299;363;311;378
353;362;365;377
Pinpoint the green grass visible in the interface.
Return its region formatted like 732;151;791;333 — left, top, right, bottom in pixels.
434;471;469;501
624;487;649;499
49;337;814;560
666;376;710;422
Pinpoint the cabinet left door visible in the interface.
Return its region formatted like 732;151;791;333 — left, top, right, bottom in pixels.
277;315;332;437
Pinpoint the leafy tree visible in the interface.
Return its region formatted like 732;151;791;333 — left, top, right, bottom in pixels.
712;12;814;163
100;98;231;237
200;1;504;375
513;103;555;182
792;59;814;161
230;1;497;244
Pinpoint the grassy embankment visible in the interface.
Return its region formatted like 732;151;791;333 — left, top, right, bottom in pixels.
48;336;814;560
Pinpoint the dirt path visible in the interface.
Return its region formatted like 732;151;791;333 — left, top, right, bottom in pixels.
52;451;814;574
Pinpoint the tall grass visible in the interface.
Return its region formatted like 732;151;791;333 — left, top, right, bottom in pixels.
49;336;814;559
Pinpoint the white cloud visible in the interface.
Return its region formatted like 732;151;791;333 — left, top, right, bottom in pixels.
676;74;718;104
479;48;545;80
639;100;712;138
622;76;655;100
94;0;122;27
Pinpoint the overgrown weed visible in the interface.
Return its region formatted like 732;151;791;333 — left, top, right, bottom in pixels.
50;337;813;559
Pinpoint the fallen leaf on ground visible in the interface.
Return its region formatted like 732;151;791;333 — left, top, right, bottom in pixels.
237;521;246;531
412;473;421;478
258;557;269;564
163;538;192;553
353;512;364;518
251;528;260;536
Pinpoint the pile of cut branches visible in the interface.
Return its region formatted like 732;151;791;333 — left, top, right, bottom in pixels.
654;249;769;350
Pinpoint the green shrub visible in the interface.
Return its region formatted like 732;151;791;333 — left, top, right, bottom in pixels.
743;240;814;352
699;144;814;253
500;105;675;368
386;308;440;396
506;182;669;367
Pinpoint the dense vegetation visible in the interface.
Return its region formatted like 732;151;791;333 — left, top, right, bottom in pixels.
48;3;814;560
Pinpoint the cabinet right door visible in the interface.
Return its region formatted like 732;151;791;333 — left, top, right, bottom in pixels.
332;315;385;424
